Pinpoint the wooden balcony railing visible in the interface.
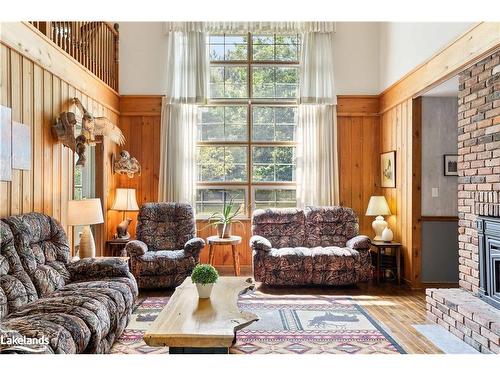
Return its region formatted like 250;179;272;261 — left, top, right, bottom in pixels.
29;21;119;91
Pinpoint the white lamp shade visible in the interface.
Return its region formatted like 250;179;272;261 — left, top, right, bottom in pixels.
365;196;391;216
67;198;104;226
111;188;139;211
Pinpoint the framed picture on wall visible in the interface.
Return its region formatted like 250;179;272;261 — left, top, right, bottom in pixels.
381;151;396;188
444;154;458;176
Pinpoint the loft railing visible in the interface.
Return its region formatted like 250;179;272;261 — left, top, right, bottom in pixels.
29;21;119;91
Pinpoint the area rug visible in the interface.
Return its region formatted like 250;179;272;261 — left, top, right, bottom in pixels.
111;293;405;354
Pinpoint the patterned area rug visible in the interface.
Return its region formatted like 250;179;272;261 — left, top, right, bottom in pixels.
111;293;405;354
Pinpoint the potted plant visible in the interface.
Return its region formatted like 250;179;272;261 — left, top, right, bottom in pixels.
203;193;245;238
191;264;219;298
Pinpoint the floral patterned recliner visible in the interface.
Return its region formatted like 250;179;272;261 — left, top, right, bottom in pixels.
251;206;373;286
125;203;205;289
0;213;138;354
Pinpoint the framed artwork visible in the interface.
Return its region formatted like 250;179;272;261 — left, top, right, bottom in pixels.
381;151;396;188
0;105;12;181
12;121;31;170
444;154;458;176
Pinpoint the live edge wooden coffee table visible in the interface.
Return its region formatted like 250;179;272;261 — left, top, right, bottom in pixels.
143;276;259;354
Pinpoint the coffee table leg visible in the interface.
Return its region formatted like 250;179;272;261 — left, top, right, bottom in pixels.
231;244;240;276
208;244;215;265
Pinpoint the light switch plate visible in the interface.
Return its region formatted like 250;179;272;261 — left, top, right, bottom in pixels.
432;188;439;198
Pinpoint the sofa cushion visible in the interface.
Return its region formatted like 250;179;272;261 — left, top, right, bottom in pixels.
131;250;196;276
305;206;359;247
136;203;196;251
252;208;306;248
2;213;71;298
0;221;38;319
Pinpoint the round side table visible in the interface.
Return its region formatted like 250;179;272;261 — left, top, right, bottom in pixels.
206;235;242;276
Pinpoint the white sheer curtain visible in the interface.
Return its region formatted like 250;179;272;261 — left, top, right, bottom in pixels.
296;31;339;207
158;30;209;204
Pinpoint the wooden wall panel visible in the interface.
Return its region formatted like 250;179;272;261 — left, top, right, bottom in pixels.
380;98;421;286
0;41;119;256
337;96;381;236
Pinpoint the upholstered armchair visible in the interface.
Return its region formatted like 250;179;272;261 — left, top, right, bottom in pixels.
251;206;373;286
125;203;205;289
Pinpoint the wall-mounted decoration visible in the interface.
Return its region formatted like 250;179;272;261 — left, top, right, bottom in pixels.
52;98;125;167
12;121;31;170
443;154;458;176
381;151;396;188
112;150;141;178
0;105;12;181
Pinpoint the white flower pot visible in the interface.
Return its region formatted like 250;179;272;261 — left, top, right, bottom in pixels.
195;283;214;299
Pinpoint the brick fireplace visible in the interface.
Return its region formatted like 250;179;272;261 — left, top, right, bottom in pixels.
426;50;500;354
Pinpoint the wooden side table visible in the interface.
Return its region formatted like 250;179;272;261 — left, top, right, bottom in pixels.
206;236;242;276
105;239;131;257
370;240;403;284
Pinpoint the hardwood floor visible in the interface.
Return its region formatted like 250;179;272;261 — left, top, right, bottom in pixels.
140;273;441;354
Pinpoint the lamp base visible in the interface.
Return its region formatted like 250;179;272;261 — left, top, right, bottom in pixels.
79;225;96;258
372;215;388;241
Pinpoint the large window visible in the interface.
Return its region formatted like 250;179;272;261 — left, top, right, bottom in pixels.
196;33;299;217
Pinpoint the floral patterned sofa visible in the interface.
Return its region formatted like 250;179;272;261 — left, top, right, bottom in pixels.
0;213;138;354
251;206;373;286
125;203;205;289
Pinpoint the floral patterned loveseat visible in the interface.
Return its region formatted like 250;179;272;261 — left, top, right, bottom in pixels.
125;203;205;289
251;206;373;286
0;213;138;354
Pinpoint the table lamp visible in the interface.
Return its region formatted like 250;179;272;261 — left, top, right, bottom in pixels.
111;188;139;239
67;198;104;258
365;195;392;241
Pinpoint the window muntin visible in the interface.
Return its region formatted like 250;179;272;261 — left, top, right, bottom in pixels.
252;106;297;141
210;66;248;99
252;66;299;99
196;187;247;217
209;34;248;61
252;34;300;62
197;33;299;218
198;106;248;141
252;146;296;182
253;187;297;210
196;146;247;182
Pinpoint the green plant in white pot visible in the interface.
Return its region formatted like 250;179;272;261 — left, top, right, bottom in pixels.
191;264;219;298
202;193;245;238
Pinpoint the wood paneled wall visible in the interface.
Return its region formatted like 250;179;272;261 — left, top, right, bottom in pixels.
110;95;380;269
108;96;162;240
1;26;120;256
337;96;381;235
379;98;421;286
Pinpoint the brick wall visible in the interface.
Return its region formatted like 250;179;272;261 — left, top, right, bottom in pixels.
426;288;500;353
457;50;500;293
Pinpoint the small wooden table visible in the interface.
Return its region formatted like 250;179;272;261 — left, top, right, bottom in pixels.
371;240;403;284
143;276;258;354
105;239;131;257
207;235;242;276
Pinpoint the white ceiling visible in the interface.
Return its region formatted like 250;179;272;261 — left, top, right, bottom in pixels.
423;76;459;97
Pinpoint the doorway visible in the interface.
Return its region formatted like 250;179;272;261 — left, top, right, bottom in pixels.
419;76;460;285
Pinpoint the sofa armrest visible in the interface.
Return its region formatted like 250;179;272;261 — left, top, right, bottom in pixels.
346;235;371;250
125;240;148;257
68;257;130;282
250;235;272;252
184;237;205;257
